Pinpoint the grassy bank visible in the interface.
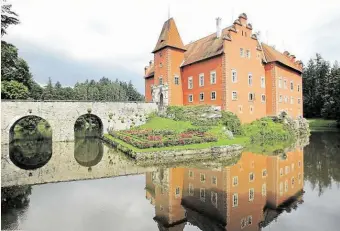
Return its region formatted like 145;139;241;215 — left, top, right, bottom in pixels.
308;118;339;131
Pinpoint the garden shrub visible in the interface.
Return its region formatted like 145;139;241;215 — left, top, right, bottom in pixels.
243;117;293;144
220;111;243;135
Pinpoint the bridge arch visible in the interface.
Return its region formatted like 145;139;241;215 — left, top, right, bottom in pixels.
74;113;103;138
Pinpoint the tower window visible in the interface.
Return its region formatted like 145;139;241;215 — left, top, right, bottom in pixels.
199;73;204;87
211;91;216;100
188;94;193;102
248;93;255;101
246;50;251;58
174;76;179;85
240;48;244;57
159;77;163;85
261;94;266;102
231;69;237;83
248;73;253;86
210;71;217;84
199;92;204;101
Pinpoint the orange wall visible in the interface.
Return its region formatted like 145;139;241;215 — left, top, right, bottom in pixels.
275;64;303;118
154;48;169;85
181;56;223;107
224;22;267;123
145;77;154;102
168;48;184;105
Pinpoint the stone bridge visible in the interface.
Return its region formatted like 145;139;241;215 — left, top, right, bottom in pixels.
1;100;158;144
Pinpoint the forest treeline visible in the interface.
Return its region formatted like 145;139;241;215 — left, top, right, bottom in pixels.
302;54;340;122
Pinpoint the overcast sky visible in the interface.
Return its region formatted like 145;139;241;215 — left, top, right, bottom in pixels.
4;0;340;93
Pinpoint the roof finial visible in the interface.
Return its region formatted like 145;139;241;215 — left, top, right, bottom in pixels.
168;4;170;20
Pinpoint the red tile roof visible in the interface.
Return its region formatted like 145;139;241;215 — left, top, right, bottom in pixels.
262;43;302;73
152;18;186;53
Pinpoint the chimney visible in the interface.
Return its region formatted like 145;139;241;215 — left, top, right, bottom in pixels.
289;54;296;62
216;17;222;38
149;60;153;66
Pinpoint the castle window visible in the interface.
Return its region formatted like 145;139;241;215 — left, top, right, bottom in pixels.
280;182;283;195
261;94;266;102
200;188;206;202
189;183;194;196
261;76;265;88
231;69;237;83
211;91;216;100
249;172;255;182
240;48;244;57
285;180;288;192
298;84;300;92
262;184;266;196
232;193;238;207
246;50;251;58
174;76;179;85
199;73;204;86
290;81;294;90
210;71;217;84
279;95;283;102
232;91;238;100
249;188;255;201
188;94;193;102
291;177;295;187
200;173;206;182
242;30;244;36
241;218;246;229
159;77;163;85
199;92;204;101
212;176;217;185
211;191;218;207
262;169;267;178
247;216;252;225
233;176;238;186
279;78;283;88
175;187;180;197
284;79;287;89
248;93;255;101
291;96;294;104
248;73;253;86
250;105;254;114
188;76;193;89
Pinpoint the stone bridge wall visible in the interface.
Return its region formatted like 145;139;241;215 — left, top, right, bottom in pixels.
1;101;158;144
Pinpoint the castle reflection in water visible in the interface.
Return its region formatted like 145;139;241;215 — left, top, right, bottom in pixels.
145;148;304;231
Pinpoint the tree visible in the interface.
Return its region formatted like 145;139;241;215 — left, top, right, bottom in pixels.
42;77;54;100
1;80;29;99
1;2;20;36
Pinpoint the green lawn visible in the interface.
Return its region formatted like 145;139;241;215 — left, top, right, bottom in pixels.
105;116;249;153
308;118;339;131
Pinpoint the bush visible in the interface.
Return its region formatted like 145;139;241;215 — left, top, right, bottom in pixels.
220;111;243;135
243;117;293;144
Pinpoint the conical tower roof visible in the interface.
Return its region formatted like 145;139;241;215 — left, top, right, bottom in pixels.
152;18;186;53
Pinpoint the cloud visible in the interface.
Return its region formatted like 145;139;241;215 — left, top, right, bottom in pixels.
4;0;340;93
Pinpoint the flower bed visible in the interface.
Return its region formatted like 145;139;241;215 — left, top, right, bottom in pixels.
109;128;217;149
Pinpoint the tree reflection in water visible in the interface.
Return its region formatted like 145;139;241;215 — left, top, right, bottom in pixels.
9;139;52;170
304;132;340;196
74;138;104;168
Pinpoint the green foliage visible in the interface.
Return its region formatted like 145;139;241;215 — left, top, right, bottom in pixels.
220;111;243;135
1;3;20;36
303;54;340;121
243;117;293;144
1;80;29;99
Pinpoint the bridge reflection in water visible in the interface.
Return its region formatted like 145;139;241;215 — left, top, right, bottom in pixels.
145;148;304;231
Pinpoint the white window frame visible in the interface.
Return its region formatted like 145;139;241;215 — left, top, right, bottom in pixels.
262;169;267;178
188;94;193;103
159;76;163;85
249;188;255;201
233;176;238;186
231;69;238;83
232;91;238;101
188;76;193;89
262;183;266;196
291;177;295;187
200;173;206;183
249;172;255;182
247;216;253;225
211;91;216;100
199;92;204;101
238;105;243;114
189;183;194;196
261;94;266;103
279;95;283;103
240;48;244;57
210;71;217;84
189;170;194;178
212;176;217;185
211;191;218;207
199;73;204;87
248;92;255;101
280;182;283;195
175;187;180;198
261;76;265;88
232;193;238;207
174;76;179;85
279;77;282;88
291;96;294;104
246;49;251;58
284;79;287;89
248;73;253;86
290;81;294;91
200;188;206;202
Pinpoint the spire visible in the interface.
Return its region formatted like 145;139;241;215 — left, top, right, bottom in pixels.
152;18;186;53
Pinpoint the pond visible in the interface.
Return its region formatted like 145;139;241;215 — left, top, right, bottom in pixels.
1;132;340;231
